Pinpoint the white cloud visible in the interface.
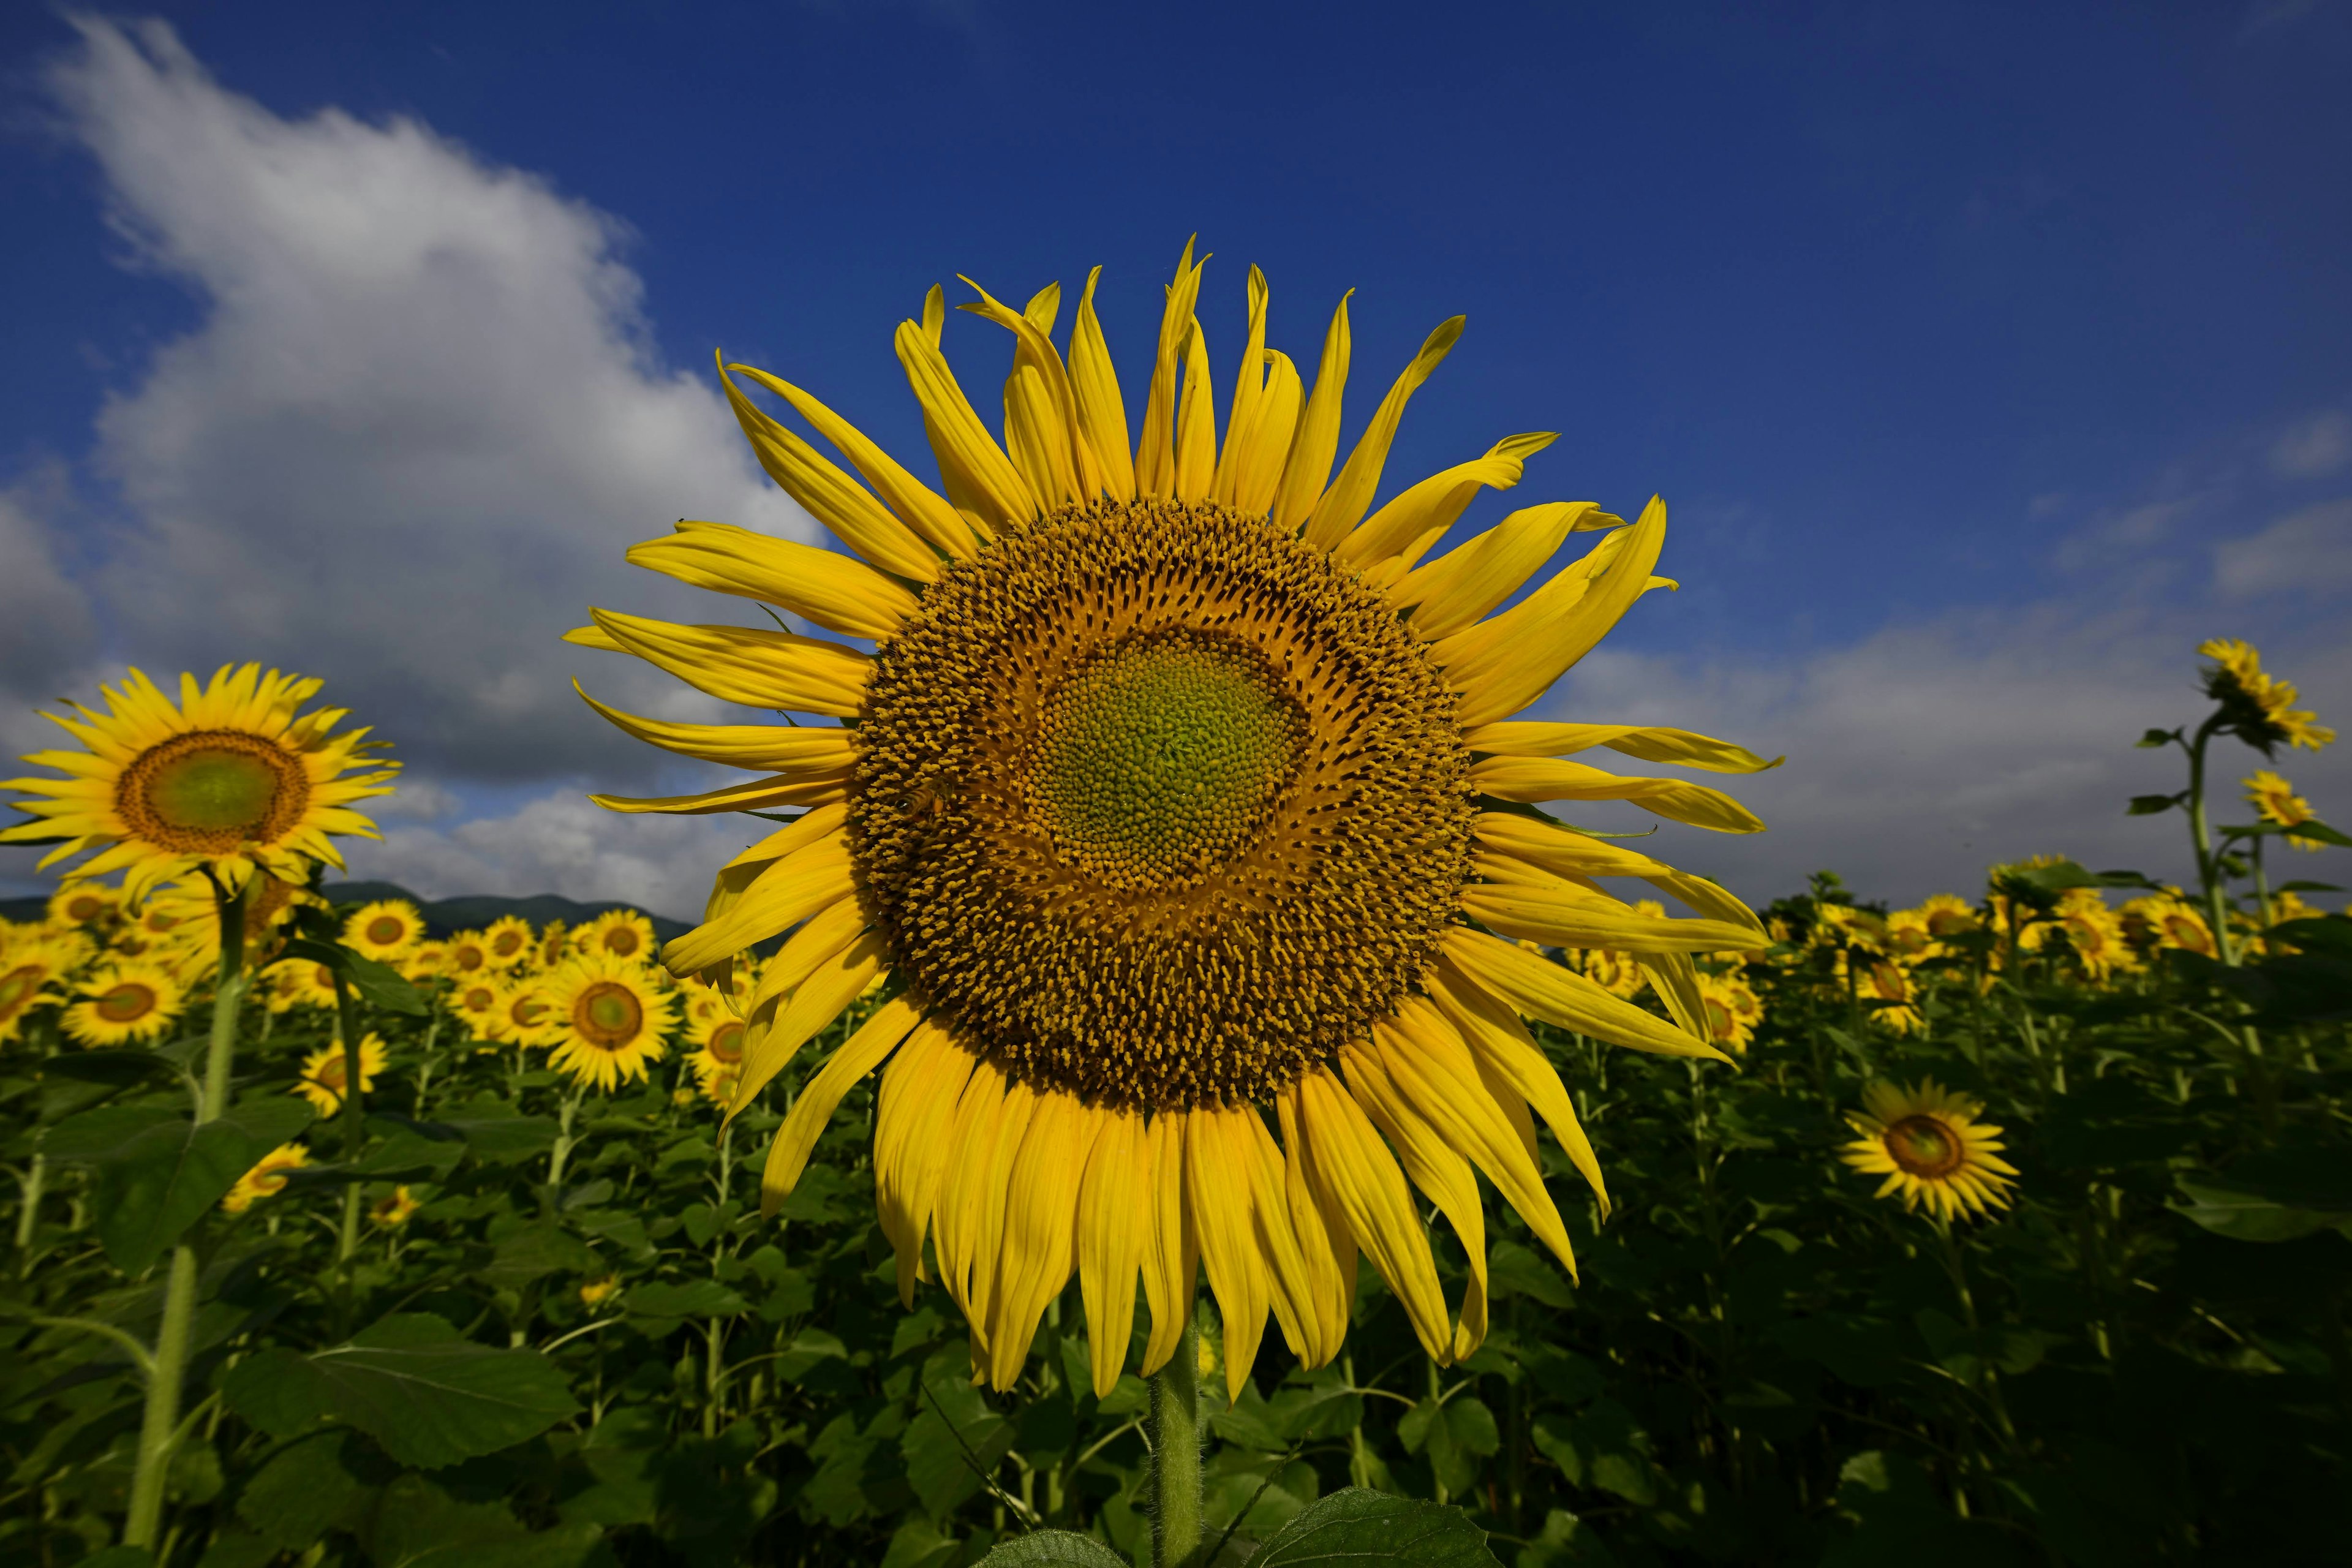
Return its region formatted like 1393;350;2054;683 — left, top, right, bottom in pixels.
46;16;812;783
2214;498;2352;599
2271;410;2351;479
341;788;758;919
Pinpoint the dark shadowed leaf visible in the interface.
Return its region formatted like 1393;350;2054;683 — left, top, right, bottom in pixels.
1246;1487;1498;1566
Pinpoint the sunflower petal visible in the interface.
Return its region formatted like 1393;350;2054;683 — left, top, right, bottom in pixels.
986;1093;1094;1387
575;685;856;773
587;609;870;717
727;932;888;1128
726;361;973;565
1463;720;1781;774
1337;433;1561;571
1292;1068;1450;1362
1468;756;1765;834
1173;319;1218;503
1273;1088;1355;1368
1396;502;1608;640
1077;1107;1149;1396
1303;315;1464;553
664;833;854;974
1186;1105;1273;1399
1463;867;1766;952
1136;239;1208;498
875;1021;973;1303
588;774;846;817
714;358;941;579
1212;265;1271;508
1340;1041;1488;1360
1140;1112;1199;1376
760;995;922;1216
628;521;919;639
1268;292;1353;533
1426;960;1609;1213
1441;926;1729;1062
1070;267;1136;503
894;317;1037;533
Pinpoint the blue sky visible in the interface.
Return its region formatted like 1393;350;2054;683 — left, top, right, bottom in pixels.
2;2;2348;915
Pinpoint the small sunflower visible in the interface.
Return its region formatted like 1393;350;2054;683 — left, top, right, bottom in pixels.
543;954;673;1091
450;976;504;1038
1844;952;1923;1034
63;962;187;1047
488;977;558;1047
295;1032;390;1113
1;665;396;902
442;930;494;980
2244;769;2321;851
1915;893;1980;944
1840;1080;2016;1222
537;920;570;970
222;1142;310;1213
687;1008;752;1091
2026;888;2137;981
47;882;118;930
369;1186;420;1228
575;908;658;965
402;942;448;982
2198;639;2335;754
572;244;1778;1395
1694;969;1759;1052
0;936;80;1042
2120;889;2215;959
483;915;535;970
1884;909;1934;961
140;873;317;986
579;1275;620;1308
344;899;426;961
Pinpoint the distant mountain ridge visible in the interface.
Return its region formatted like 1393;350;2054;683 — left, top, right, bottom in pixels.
1;880;690;943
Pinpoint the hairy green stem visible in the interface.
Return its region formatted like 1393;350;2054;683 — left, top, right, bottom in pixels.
333;970;368;1305
124;876;249;1548
1150;1318;1203;1568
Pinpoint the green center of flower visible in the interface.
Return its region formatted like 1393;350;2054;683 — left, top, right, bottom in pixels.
148;750;281;832
706;1020;745;1065
97;983;157;1023
119;730;311;854
576;982;644;1050
1031;630;1303;886
1886;1114;1962;1177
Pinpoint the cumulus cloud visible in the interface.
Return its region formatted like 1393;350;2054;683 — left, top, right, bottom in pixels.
2271;410;2351;479
47;15;810;785
2214;499;2352;599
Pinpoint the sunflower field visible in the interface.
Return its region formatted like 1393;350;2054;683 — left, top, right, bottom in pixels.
0;653;2344;1568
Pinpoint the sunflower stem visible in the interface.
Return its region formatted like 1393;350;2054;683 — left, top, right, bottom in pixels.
124;875;250;1549
332;968;368;1310
1148;1318;1204;1568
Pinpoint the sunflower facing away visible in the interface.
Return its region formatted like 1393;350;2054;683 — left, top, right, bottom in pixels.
571;244;1779;1396
543;953;674;1091
1;665;396;902
64;962;187;1048
1840;1080;2016;1223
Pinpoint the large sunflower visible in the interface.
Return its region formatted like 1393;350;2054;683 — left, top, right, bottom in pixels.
572;246;1776;1396
1840;1080;2016;1222
543;954;674;1091
64;962;187;1047
1;665;396;901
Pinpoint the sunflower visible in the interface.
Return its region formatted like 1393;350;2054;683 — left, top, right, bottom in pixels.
139;873;317;986
403;942;448;982
2119;889;2215;959
2198;639;2334;753
1844;951;1923;1034
1;665;396;902
47;882;118;930
537;920;570;970
344;899;426;961
2244;769;2321;851
478;978;545;1047
1694;969;1759;1052
2024;888;2138;981
575;908;658;965
449;976;504;1039
0;935;80;1042
368;1186;420;1227
222;1142;309;1213
1841;1081;2016;1222
483;915;536;970
543;954;674;1091
63;962;187;1047
686;1008;752;1092
1915;893;1980;943
442;930;494;979
295;1031;389;1113
1883;909;1934;961
570;246;1777;1396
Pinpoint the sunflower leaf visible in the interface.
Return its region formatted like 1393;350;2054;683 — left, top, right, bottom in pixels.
1244;1487;1499;1567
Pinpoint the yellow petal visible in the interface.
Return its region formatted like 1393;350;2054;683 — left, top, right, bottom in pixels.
1468;756;1765;834
1225;349;1302;519
1139;1112;1199;1377
1136;238;1207;499
1426;960;1609;1213
760;995;922;1216
586;609;869;717
1395;502;1604;639
736;897;867;1018
1268;291;1351;533
893;317;1037;532
1172;319;1217;503
589;774;844;818
1291;1068;1451;1362
1463;865;1766;952
965;1081;1039;1349
1303;315;1464;553
1335;432;1561;570
1469;812;1763;931
629;521;918;640
933;1057;1011;1322
575;684;856;773
728;932;888;1130
1272;1089;1354;1368
663;832;853;974
875;1020;973;1304
713;356;941;580
1212;265;1270;508
1438;500;1668;727
726;361;972;565
1185;1105;1271;1401
1638;951;1709;1042
1340;1040;1487;1361
1463;720;1782;774
1077;1107;1149;1396
985;1093;1094;1387
562;622;626;652
1069;267;1136;504
1439;927;1729;1063
961;274;1094;507
699;804;849;921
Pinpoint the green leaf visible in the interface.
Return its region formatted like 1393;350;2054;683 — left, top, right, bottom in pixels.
362;1474;603;1568
2126;794;2182;816
2135;728;2174;748
221;1313;579;1468
2268;918;2352;958
2173;1177;2346;1242
1245;1487;1498;1566
2283;819;2352;848
624;1279;750;1321
91;1099;316;1273
43;1104;181;1162
1489;1240;1574;1307
477;1224;600;1290
276;938;429;1016
971;1529;1128;1566
235;1430;368;1551
1396;1395;1499;1499
431;1096;561;1161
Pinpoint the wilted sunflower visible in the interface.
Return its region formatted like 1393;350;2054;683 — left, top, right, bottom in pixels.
1;935;81;1042
47;882;118;929
2198;640;2334;754
572;245;1776;1396
483;915;536;969
1841;1080;2016;1222
2244;769;2320;851
295;1032;388;1113
64;962;186;1047
543;954;673;1091
1;665;395;902
222;1142;309;1213
344;899;426;961
575;908;657;964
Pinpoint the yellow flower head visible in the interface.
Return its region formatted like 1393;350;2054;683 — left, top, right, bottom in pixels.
2198;639;2335;754
0;936;81;1042
537;919;570;970
1;665;398;902
1840;1080;2016;1223
402;942;448;982
1694;969;1760;1052
369;1186;420;1228
488;976;558;1047
575;908;658;965
1842;950;1924;1034
2244;769;2320;851
47;882;119;930
2120;889;2217;959
295;1031;390;1113
442;930;494;981
136;873;318;987
579;1275;620;1308
63;961;187;1047
222;1142;310;1213
2022;887;2139;981
483;915;536;970
344;899;426;962
571;243;1774;1398
450;974;505;1037
543;952;673;1091
687;1006;752;1095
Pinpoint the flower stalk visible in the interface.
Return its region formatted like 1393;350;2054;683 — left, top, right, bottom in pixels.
1148;1318;1204;1568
